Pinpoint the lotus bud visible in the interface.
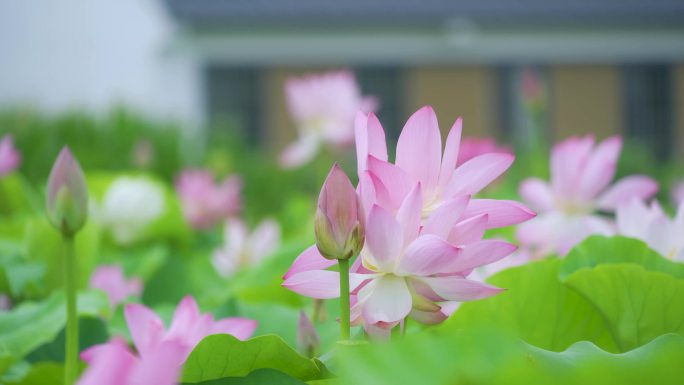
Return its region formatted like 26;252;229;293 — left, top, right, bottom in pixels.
297;311;320;357
46;147;88;236
314;163;365;260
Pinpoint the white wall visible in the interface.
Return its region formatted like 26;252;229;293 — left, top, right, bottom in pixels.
0;0;202;128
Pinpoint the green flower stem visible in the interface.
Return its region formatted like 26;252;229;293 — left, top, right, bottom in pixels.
338;258;351;341
64;234;79;385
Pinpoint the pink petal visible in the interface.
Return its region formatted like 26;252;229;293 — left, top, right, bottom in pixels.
445;240;517;274
282;270;370;299
444;153;514;197
519;178;554;212
124;303;165;357
398;235;462;276
128;340;185;385
366;205;404;269
211;318;257;340
422;195;471;239
361;275;413;324
395;183;423;245
167;296;201;342
409;308;448;325
419;276;503;302
576;136;622;200
597;175;659;211
447;213;488;245
279;135;319;169
76;340;137;385
283;245;336;280
367;156;413;211
395;106;442;193
437;118;463;192
355;112;387;175
551;136;595;196
463;199;536;228
282;270;342;299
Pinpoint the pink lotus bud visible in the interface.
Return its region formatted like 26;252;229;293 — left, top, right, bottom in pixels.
297;311;320;357
46;147;88;236
315;163;364;260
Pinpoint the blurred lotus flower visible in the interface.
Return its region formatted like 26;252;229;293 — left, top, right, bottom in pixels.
0;135;20;176
212;218;281;277
46;147;88;236
176;170;242;229
517;136;658;256
616;199;684;261
77;337;184;385
314;164;364;260
284;182;515;329
355;106;534;227
672;182;684;206
280;70;377;168
0;294;11;311
96;176;165;245
457;137;512;166
82;295;256;379
520;68;545;107
89;265;142;310
297;311;320;357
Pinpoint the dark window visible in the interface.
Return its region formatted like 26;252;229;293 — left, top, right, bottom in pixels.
355;67;404;143
205;66;262;145
623;64;673;161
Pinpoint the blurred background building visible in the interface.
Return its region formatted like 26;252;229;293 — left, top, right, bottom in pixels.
2;0;684;159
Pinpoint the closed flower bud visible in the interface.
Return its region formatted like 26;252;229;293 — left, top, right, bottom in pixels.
314;163;364;260
46;147;88;236
297;311;320;357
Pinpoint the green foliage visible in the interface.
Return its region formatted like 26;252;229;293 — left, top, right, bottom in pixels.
0;291;109;370
338;327;684;385
181;334;328;384
442;259;616;352
560;235;684;280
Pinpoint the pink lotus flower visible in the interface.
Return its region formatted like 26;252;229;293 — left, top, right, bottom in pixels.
89;265;142;310
517;136;658;256
284;183;516;328
616;199;684;261
314;164;365;261
280;70;377;168
79;295;256;385
283;106;533;330
176;170;242;229
355;106;534;227
457;137;512;166
77;337;184;385
212;218;281;277
0;135;20;176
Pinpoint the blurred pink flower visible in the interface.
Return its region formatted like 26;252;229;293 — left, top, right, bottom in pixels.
457;137;512;166
517;136;658;257
616;199;684;261
176;170;242;229
0;135;20;176
283;183;516;329
355;106;534;227
79;295;256;385
77;337;184;385
671;182;684;206
280;70;377;168
89;265;142;309
212;218;281;277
